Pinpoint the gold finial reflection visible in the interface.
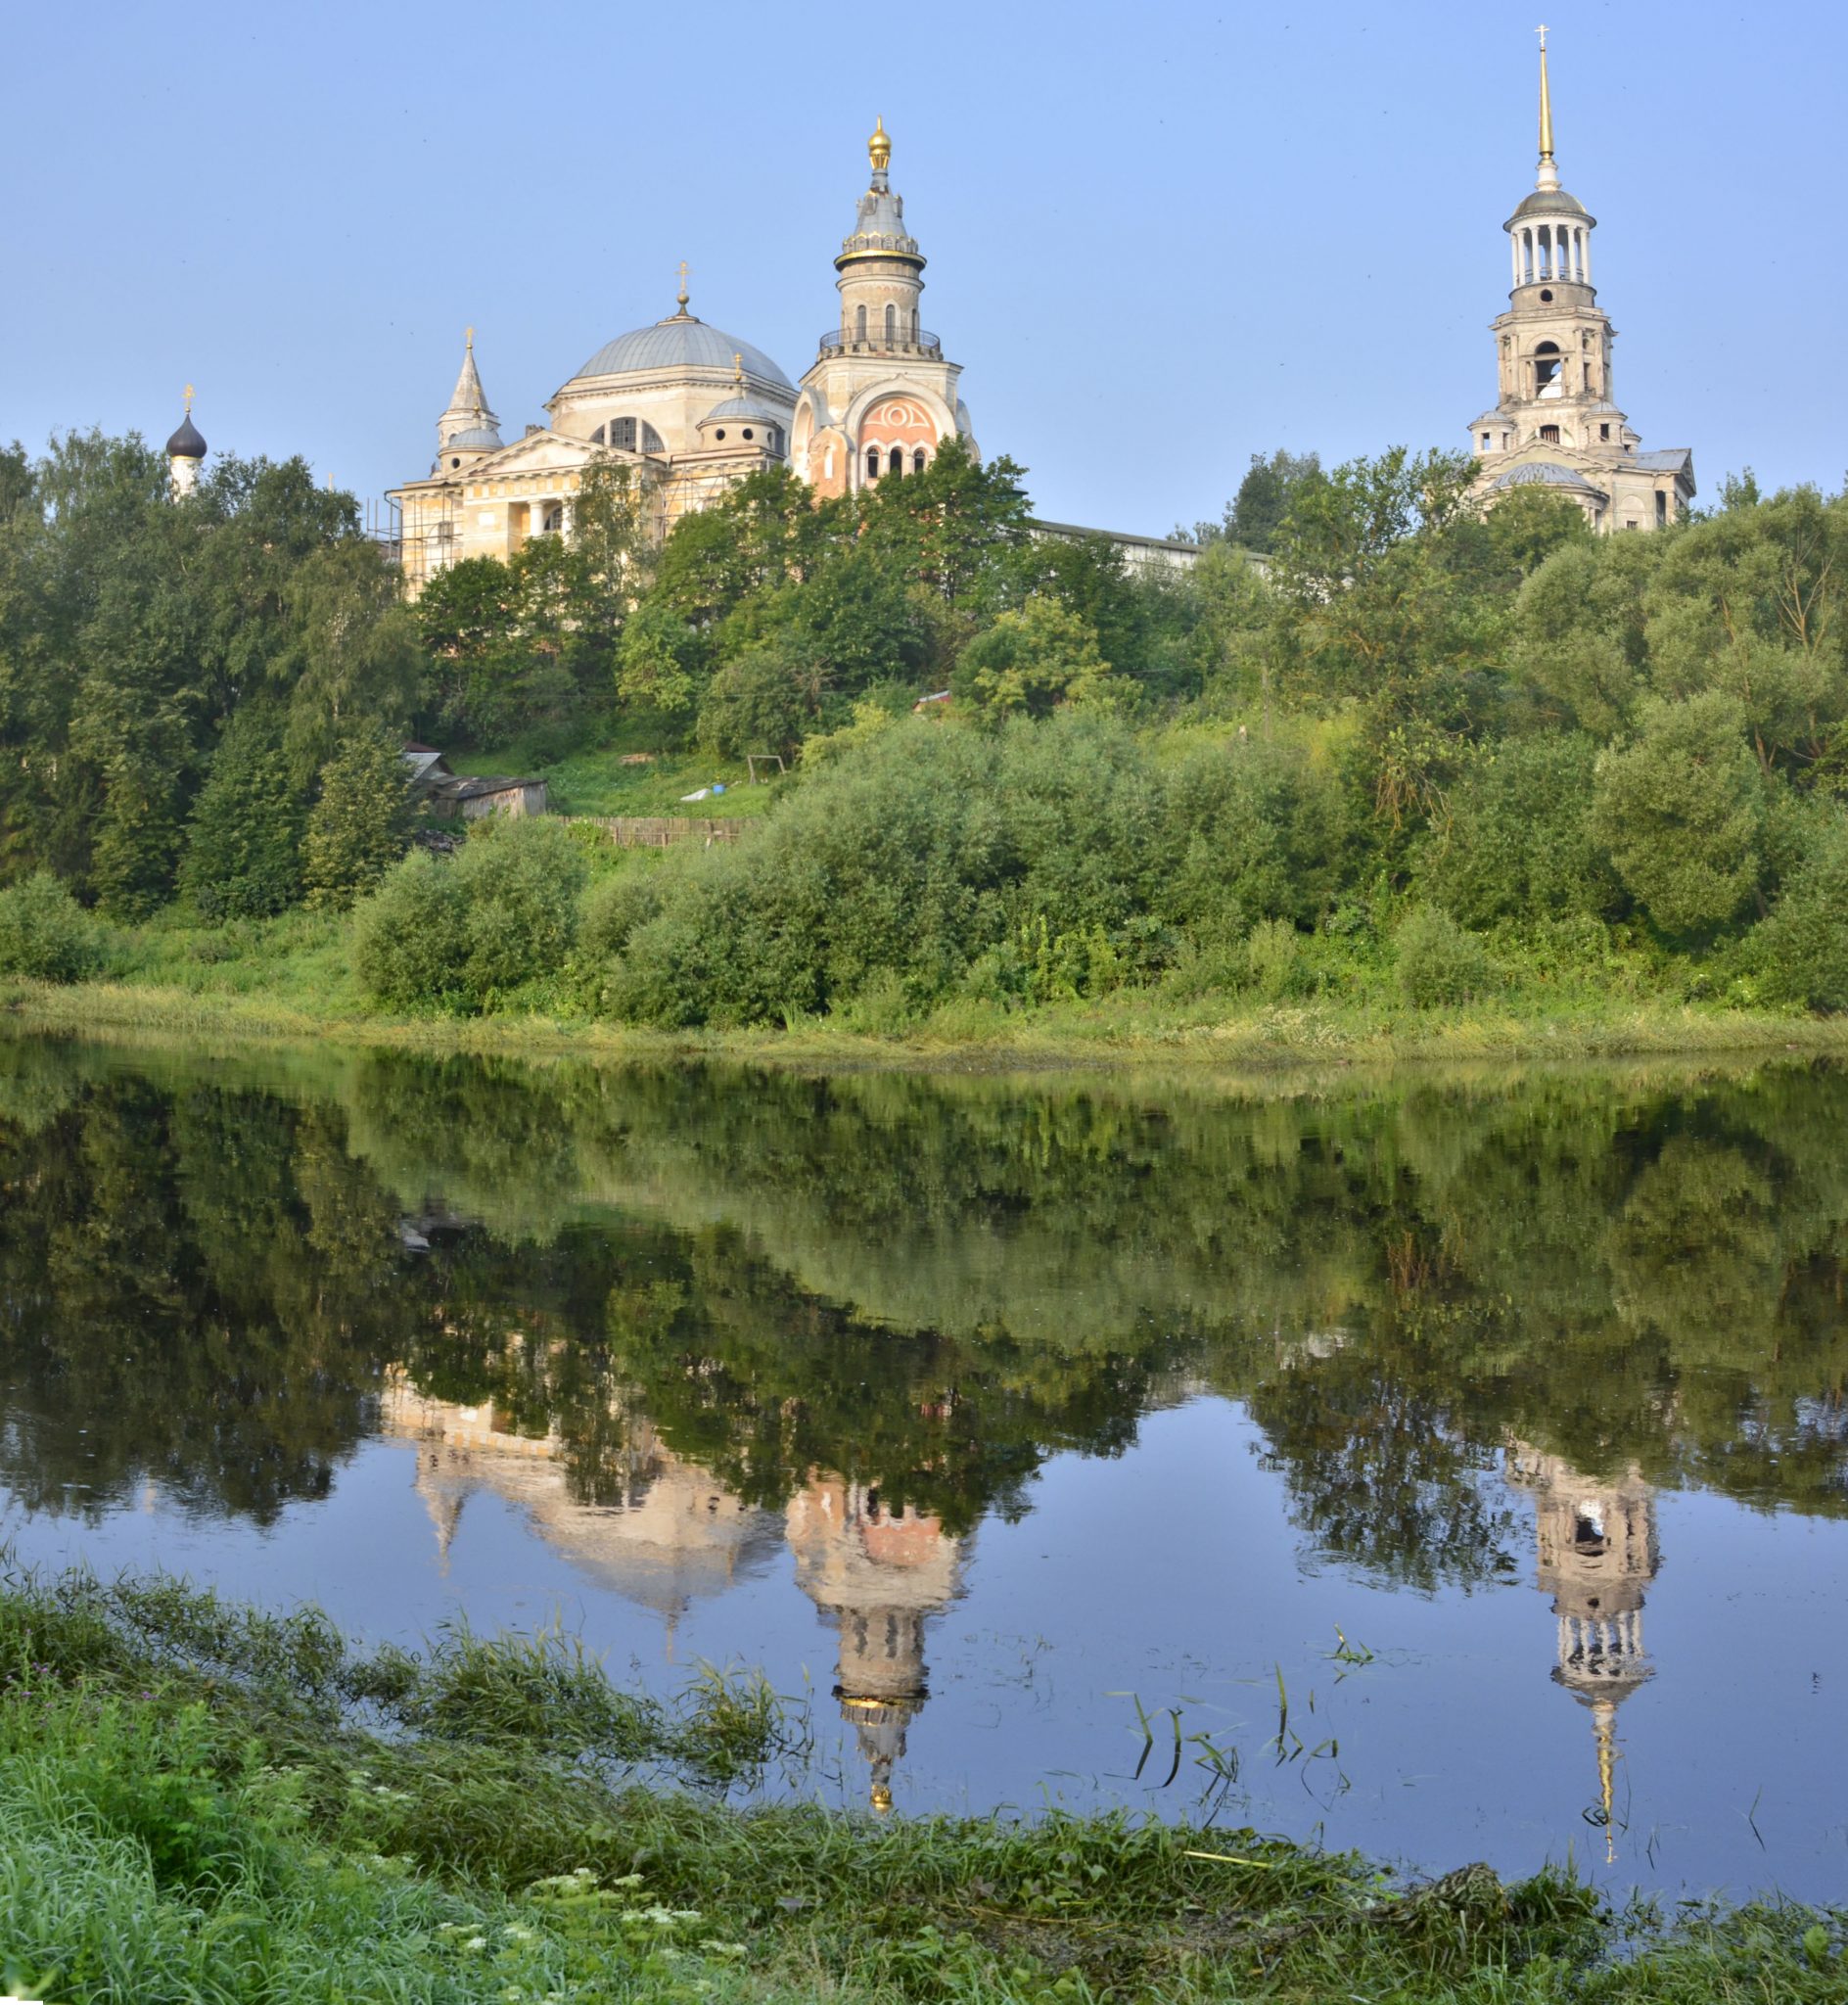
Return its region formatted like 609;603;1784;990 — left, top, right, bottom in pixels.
868;116;891;174
1536;24;1554;163
1594;1700;1617;1866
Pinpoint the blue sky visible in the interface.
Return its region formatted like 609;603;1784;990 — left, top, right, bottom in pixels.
9;0;1839;536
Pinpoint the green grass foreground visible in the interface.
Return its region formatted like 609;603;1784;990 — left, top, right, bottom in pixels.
8;956;1848;1074
1;1573;1843;2004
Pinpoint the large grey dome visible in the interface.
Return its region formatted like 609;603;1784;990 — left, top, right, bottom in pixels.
575;315;791;388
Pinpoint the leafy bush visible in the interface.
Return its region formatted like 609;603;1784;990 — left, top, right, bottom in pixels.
352;848;468;1010
354;816;587;1014
1418;735;1615;926
1395;905;1495;1008
1749;820;1848;1010
608;712;1188;1027
1590;695;1766;938
0;873;105;983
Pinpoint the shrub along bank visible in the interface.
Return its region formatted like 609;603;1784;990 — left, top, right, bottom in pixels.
1;1570;1843;2005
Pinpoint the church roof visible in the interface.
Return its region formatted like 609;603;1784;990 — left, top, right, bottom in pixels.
446;338;490;419
574;314;792;388
704;392;779;424
165;412;207;460
447;424;503;449
1508;185;1591;222
1630;448;1692;474
1494;460;1606;497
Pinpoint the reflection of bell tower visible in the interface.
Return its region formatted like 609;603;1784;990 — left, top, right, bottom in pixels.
1507;1447;1659;1861
786;1476;968;1812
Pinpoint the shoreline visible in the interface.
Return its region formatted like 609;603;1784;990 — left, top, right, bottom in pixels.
3;1567;1842;2004
5;973;1848;1076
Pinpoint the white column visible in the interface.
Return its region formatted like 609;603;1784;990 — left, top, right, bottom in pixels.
560;497;574;540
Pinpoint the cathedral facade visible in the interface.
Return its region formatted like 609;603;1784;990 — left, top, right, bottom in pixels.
389;120;975;591
1468;32;1693;531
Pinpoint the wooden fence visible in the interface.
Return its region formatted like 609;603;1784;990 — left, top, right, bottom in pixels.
567;815;752;850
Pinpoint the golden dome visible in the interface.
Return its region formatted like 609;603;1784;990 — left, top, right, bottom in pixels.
868;116;891;174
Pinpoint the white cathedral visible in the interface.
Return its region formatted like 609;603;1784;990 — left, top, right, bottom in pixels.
386;118;986;589
162;39;1695;560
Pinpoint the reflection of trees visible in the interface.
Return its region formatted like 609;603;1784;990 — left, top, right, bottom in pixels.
2;1041;1846;1580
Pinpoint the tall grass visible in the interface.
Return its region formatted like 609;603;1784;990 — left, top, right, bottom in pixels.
2;1570;1845;2002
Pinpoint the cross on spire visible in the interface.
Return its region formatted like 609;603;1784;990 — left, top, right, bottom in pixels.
183;383;194;412
675;259;690;314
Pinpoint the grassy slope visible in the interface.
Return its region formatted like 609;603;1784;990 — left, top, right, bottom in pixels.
447;734;782;819
2;1572;1842;2005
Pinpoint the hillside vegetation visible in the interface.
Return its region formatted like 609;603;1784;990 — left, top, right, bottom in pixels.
4;433;1848;1043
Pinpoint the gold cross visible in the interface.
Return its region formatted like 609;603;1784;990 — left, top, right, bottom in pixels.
675;259;690;311
465;324;475;348
183;383;194;411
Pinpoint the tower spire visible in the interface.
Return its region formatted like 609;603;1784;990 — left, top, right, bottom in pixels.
1535;25;1560;190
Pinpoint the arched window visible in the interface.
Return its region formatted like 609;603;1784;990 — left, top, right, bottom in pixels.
912;447;927;474
910;307;920;342
590;425;605;445
884;303;896;344
855;304;867;343
1539;424;1561;444
889;446;904;478
609;417;638;451
866;446;880;480
642;421;665;453
541;501;565;534
1533;340;1561;393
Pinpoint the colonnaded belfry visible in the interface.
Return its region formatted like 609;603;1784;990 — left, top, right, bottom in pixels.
387;119;978;592
1467;27;1693;531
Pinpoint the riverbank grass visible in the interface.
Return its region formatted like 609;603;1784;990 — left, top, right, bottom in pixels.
1;1570;1843;2003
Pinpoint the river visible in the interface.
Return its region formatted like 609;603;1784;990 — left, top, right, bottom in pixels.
1;1033;1843;1897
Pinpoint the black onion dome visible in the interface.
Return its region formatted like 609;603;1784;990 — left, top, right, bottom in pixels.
165;413;208;459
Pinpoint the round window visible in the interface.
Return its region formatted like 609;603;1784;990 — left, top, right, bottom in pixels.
743;428;755;441
451;457;461;468
1540;288;1553;302
715;428;726;441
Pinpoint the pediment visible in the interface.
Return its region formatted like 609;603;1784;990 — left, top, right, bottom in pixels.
456;429;594;477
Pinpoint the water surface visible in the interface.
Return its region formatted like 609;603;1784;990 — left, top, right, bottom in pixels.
2;1035;1844;1897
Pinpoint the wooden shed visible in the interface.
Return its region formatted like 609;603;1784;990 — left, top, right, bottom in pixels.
425;773;550;821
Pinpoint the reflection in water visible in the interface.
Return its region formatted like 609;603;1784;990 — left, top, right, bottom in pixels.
381;1371;964;1808
788;1477;966;1812
1;1035;1845;1883
1510;1449;1659;1863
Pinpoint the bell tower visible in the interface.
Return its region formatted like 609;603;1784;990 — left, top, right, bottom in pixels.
791;121;976;499
1467;30;1693;531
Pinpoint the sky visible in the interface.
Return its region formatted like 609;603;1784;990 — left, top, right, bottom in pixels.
8;0;1842;537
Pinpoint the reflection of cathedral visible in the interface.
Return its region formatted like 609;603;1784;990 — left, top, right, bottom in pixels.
1506;1447;1659;1860
379;1373;782;1641
787;1477;969;1812
380;1375;968;1807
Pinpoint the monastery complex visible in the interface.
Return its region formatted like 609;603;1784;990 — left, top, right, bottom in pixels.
162;34;1694;565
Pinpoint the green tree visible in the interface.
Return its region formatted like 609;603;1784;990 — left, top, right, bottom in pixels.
1222;447;1325;554
951;598;1121;722
1591;693;1767;936
301;727;415;909
178;703;304;920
